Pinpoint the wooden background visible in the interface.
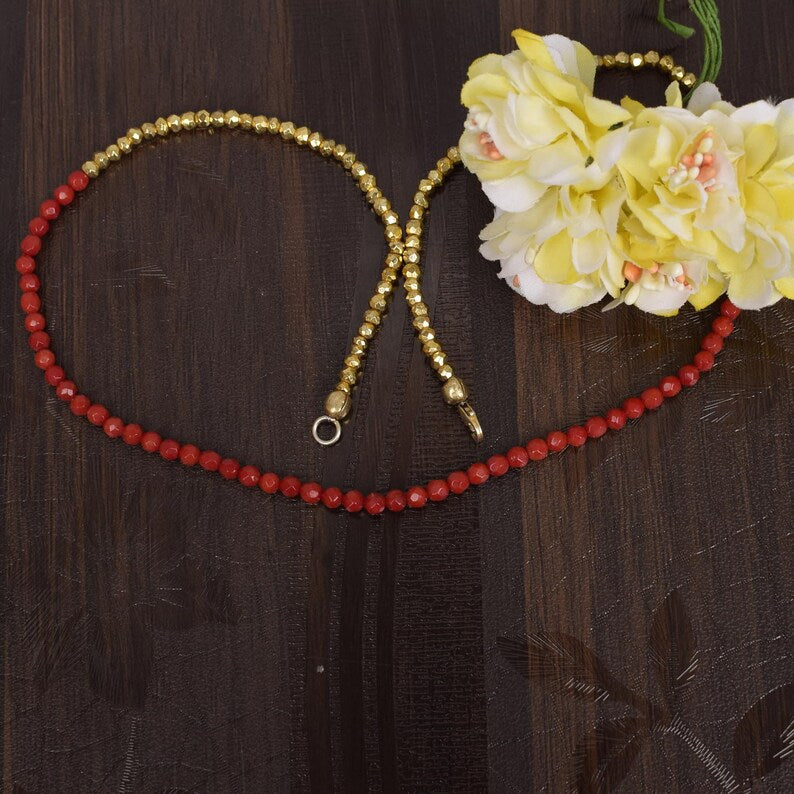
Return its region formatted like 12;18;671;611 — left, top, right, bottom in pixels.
2;0;793;791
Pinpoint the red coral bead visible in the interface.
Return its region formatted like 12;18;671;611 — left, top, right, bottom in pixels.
641;387;664;410
300;481;322;503
567;426;587;447
659;375;682;398
526;438;549;460
585;417;608;439
385;489;407;511
67;170;90;191
364;492;386;515
140;431;162;453
219;458;239;479
70;395;91;416
20;273;40;292
701;332;723;354
239;465;261;487
28;331;50;350
39;199;60;221
546;430;568;452
487;454;509;476
506;446;529;468
54;184;75;205
606;408;627;430
87;403;109;426
711;316;733;338
467;462;490;485
199;449;221;470
20;235;42;256
34;348;55;369
44;365;64;386
55;379;76;400
178;444;200;466
159;439;180;460
447;471;470;495
29;217;49;236
122;423;143;444
279;475;301;498
678;364;700;387
694;350;715;371
623;396;645;419
21;292;41;313
406;486;428;508
259;472;280;493
343;490;364;513
24;312;46;332
321;486;343;509
719;299;740;320
427;479;450;502
103;417;124;438
16;255;36;274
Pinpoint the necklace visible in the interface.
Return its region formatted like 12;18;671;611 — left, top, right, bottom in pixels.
17;54;739;515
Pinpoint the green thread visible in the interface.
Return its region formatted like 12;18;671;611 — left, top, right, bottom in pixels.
657;0;723;89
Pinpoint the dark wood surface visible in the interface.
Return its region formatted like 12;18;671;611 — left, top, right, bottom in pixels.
2;1;793;791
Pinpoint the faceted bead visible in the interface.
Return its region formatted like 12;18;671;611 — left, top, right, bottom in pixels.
29;217;49;236
585;417;608;438
526;438;548;460
199;450;221;470
641;387;664;410
427;479;450;501
103;417;124;438
506;446;529;468
39;199;60;221
21;292;41;313
701;332;723;354
279;476;301;498
447;471;470;494
300;481;322;503
159;439;180;460
44;365;65;385
259;472;280;493
678;364;700;387
406;486;428;508
566;426;588;447
55;380;76;400
694;350;715;371
546;431;568;452
20;235;41;256
719;299;740;320
623;397;645;419
24;312;46;332
385;489;407;511
219;458;240;479
20;273;40;292
239;465;261;487
364;492;386;514
86;404;109;426
178;444;200;466
54;184;75;205
140;431;162;453
70;395;91;416
659;375;682;398
34;349;55;369
321;486;343;509
122;423;143;444
711;316;733;338
463;463;490;490
605;408;627;430
16;255;36;274
343;490;364;512
28;331;50;350
67;170;90;191
487;455;509;476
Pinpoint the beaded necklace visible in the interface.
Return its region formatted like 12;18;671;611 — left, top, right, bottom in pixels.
17;54;738;515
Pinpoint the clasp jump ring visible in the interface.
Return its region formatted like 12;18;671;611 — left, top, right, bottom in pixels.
312;415;342;446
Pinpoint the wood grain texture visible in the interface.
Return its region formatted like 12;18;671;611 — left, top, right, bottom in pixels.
2;0;793;791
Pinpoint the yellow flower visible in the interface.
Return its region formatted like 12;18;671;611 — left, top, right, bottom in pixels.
459;30;630;212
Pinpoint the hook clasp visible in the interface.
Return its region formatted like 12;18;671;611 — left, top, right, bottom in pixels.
457;401;483;443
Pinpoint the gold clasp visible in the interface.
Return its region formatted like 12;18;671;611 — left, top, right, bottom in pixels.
457;401;483;443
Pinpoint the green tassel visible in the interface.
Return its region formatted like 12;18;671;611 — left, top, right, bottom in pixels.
657;0;723;89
